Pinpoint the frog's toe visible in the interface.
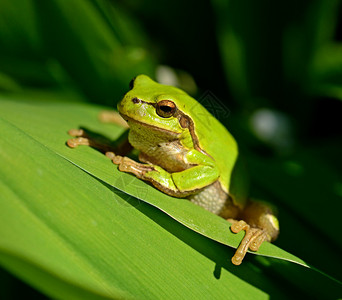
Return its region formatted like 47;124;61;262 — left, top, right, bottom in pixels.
249;231;267;251
67;129;91;148
67;137;91;148
230;220;268;265
230;220;248;234
68;129;87;137
99;111;129;128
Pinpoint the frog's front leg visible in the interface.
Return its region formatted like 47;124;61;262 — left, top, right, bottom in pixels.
67;129;116;153
106;152;155;178
67;128;132;156
229;200;279;265
98;110;129;128
106;150;220;198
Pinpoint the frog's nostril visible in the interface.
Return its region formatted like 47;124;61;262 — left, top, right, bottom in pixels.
132;97;140;104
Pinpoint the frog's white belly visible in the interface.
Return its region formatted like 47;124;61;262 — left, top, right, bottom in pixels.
188;181;228;215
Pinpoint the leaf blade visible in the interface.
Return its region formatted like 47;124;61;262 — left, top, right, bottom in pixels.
0;97;312;267
0;101;274;299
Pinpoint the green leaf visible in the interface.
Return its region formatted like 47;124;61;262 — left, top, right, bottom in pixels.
0;95;305;265
0;99;267;299
0;95;341;298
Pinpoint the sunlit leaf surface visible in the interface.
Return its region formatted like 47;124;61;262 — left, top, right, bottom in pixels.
0;96;341;299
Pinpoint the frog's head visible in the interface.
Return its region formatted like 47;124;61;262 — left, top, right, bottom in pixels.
118;75;193;135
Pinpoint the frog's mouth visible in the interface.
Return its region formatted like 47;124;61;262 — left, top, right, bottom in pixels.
119;113;180;137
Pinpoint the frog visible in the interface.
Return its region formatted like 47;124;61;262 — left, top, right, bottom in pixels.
67;74;279;265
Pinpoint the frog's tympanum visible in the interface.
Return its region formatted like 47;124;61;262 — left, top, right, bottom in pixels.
67;75;279;265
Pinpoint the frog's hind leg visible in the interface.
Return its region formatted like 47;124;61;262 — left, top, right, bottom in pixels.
228;200;279;265
229;220;269;265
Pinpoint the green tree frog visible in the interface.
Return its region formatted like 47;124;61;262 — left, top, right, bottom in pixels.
68;74;279;265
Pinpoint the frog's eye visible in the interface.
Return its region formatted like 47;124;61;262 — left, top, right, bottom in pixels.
156;100;177;118
129;77;136;90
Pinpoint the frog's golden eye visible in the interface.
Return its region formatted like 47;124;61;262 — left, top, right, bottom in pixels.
129;77;136;90
156;100;177;118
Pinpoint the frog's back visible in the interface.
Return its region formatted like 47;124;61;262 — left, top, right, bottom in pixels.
181;96;238;194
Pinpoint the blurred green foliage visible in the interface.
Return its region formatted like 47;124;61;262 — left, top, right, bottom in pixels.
0;0;342;298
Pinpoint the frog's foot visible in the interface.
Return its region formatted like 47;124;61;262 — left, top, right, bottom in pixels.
229;220;269;265
67;129;114;152
99;111;129;128
67;129;91;147
106;152;154;178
